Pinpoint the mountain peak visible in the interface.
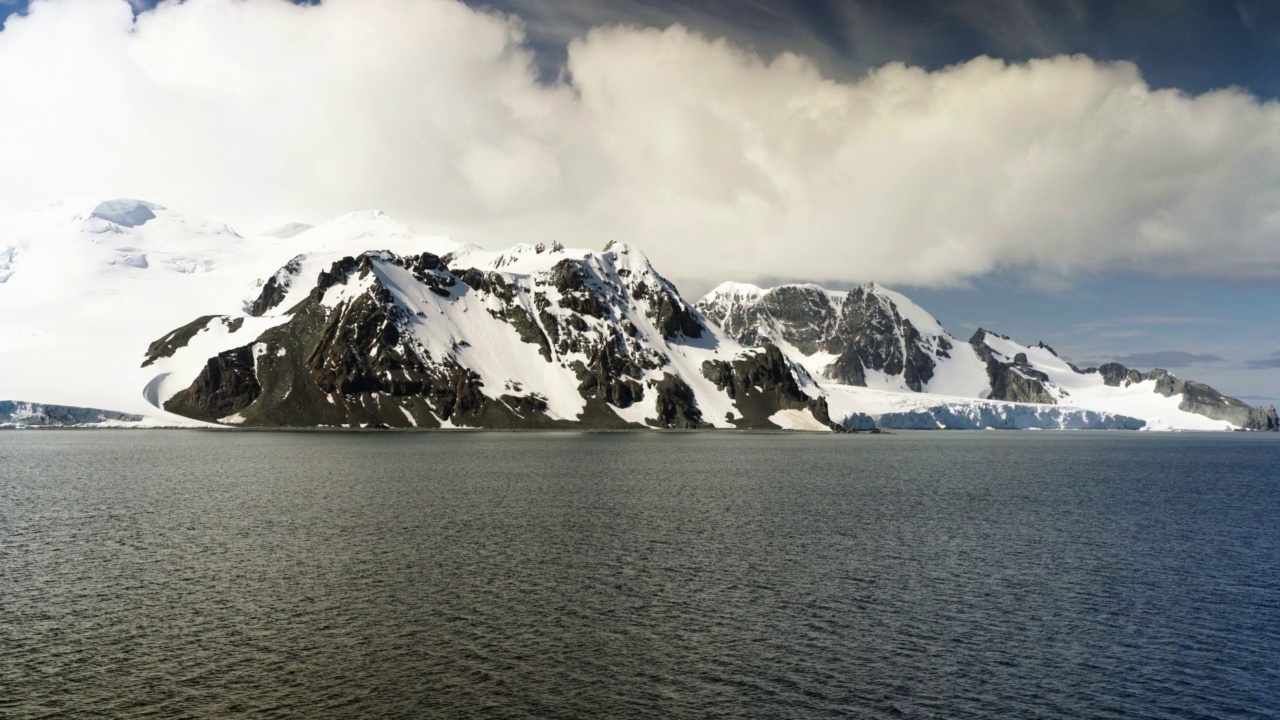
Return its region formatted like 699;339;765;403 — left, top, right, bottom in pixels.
704;281;765;300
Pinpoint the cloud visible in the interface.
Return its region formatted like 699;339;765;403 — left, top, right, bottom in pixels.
1246;352;1280;369
1112;351;1225;367
5;0;1280;288
1071;316;1223;332
1094;330;1147;339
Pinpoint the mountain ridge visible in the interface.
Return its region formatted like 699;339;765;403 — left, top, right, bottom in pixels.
0;199;1273;431
697;280;1278;431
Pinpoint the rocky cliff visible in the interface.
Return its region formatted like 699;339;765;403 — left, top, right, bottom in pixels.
699;281;1277;431
150;245;842;430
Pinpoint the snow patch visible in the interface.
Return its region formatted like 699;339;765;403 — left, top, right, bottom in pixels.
769;408;830;431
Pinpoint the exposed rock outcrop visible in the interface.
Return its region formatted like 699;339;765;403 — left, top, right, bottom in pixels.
246;254;304;316
651;374;708;429
969;330;1056;404
164;345;262;422
1097;362;1143;387
142;315;244;367
701;344;845;430
1247;405;1280;431
1145;368;1265;429
698;283;944;391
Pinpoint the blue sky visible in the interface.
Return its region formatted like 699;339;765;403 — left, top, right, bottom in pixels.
1;0;1277;400
474;0;1280;99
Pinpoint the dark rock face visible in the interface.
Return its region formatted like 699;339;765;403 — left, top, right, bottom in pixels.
762;287;840;354
991;367;1056;405
1147;369;1265;428
651;374;708;429
143;315;216;367
573;333;646;409
1248;406;1280;431
698;284;940;391
246;254;304;316
700;285;842;353
969;330;1056;404
645;282;703;340
551;259;608;319
1145;368;1183;397
830;286;935;391
701;344;847;430
1098;362;1143;387
142;315;245;368
164;345;262;422
241;256;567;429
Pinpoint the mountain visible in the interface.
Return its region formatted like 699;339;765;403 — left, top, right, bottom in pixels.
1;199;1273;431
697;282;1279;431
148;242;840;430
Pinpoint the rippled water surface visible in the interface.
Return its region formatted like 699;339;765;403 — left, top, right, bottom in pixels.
4;430;1280;718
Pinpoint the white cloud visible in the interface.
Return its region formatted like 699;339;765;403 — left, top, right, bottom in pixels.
3;0;1280;288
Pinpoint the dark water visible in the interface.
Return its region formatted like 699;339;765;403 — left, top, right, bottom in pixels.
4;431;1280;719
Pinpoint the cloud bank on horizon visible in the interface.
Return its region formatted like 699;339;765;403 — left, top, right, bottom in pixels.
3;0;1280;288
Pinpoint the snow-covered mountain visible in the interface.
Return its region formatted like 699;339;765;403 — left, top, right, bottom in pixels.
0;199;838;430
148;241;840;430
0;200;457;423
697;282;1279;431
1;198;1274;431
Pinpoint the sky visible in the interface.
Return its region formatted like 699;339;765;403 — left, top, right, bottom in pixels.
0;0;1277;400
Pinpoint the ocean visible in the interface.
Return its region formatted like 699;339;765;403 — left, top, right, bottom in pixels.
4;430;1278;718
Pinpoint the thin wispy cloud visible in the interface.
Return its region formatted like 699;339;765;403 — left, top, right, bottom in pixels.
1070;316;1225;333
1235;394;1280;403
1112;351;1226;367
943;0;1065;55
1246;351;1280;369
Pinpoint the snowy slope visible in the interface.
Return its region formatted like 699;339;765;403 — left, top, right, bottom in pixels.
0;200;457;423
974;332;1234;431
